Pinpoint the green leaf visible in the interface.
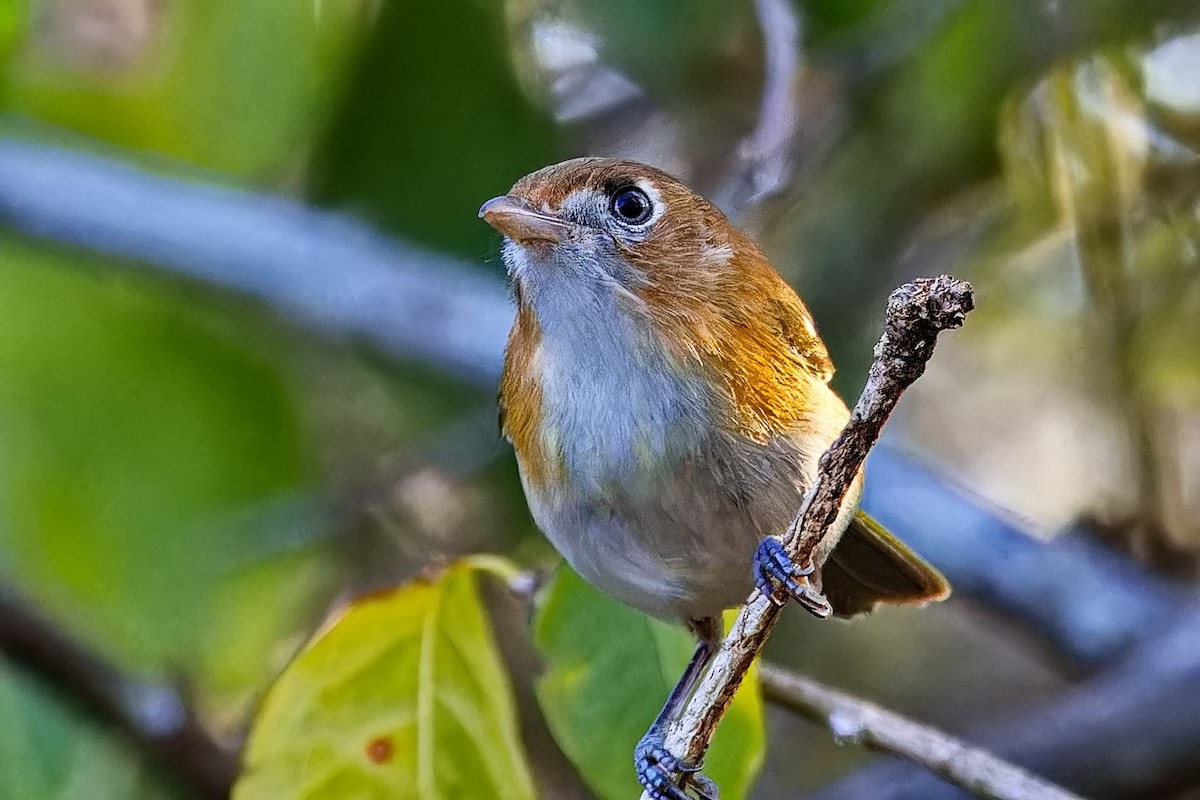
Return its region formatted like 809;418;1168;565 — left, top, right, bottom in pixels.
234;558;536;800
532;566;765;800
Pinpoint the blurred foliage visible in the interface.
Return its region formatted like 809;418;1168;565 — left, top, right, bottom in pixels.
313;0;560;259
559;0;751;96
533;566;765;800
1;0;369;178
903;29;1200;564
0;235;337;720
763;0;1200;383
0;658;177;800
234;558;536;800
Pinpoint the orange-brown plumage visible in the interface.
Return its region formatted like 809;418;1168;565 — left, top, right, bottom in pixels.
498;294;554;487
631;231;833;443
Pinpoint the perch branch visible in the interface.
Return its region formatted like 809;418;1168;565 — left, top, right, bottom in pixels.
642;276;974;797
759;662;1083;800
0;589;237;799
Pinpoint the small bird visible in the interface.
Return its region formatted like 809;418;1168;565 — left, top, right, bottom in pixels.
480;158;948;799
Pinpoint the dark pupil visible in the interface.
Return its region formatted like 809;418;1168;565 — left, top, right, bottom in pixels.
613;188;649;222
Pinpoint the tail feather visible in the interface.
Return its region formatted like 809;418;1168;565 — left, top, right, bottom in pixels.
822;510;950;618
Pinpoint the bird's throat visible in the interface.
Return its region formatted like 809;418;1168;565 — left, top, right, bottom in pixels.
501;273;709;493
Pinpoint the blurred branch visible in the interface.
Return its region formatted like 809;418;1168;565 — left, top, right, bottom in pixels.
0;589;237;799
0;137;511;387
810;605;1200;800
759;663;1083;800
0;135;1186;672
863;448;1187;668
711;0;803;216
645;277;973;799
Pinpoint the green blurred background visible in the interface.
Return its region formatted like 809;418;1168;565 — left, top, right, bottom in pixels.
0;0;1198;798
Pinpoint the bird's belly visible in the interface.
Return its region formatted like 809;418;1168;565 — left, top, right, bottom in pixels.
528;479;758;623
522;454;796;621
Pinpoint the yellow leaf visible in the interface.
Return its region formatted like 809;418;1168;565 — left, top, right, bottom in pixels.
235;560;536;800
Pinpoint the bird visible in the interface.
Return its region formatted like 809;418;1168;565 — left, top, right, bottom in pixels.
480;158;949;799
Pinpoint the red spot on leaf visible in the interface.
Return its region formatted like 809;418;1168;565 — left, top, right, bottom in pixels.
366;736;394;764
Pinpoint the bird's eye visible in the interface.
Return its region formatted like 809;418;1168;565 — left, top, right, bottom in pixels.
609;186;653;225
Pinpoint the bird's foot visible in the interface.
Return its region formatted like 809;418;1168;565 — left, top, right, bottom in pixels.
635;730;718;800
753;536;832;618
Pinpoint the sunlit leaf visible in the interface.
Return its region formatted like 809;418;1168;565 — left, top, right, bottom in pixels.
234;558;536;800
532;566;765;800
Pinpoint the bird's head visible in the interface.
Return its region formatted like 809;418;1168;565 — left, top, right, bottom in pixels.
479;157;751;308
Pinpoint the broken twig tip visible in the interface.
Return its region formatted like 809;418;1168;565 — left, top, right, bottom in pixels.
888;276;975;330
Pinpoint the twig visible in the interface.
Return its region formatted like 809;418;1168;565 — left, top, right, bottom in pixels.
0;589;237;799
758;662;1084;800
811;604;1200;800
644;276;974;796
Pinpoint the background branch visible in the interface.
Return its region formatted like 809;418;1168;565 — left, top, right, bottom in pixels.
759;663;1082;800
0;590;237;799
711;0;803;216
862;447;1187;669
810;605;1200;800
0;138;511;387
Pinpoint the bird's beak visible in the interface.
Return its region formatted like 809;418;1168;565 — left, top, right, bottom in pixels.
479;195;569;245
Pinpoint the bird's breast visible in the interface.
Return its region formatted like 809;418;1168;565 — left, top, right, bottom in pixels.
500;272;715;495
535;321;710;493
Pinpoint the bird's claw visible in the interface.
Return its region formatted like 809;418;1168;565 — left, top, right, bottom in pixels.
753;536;832;618
636;731;718;800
